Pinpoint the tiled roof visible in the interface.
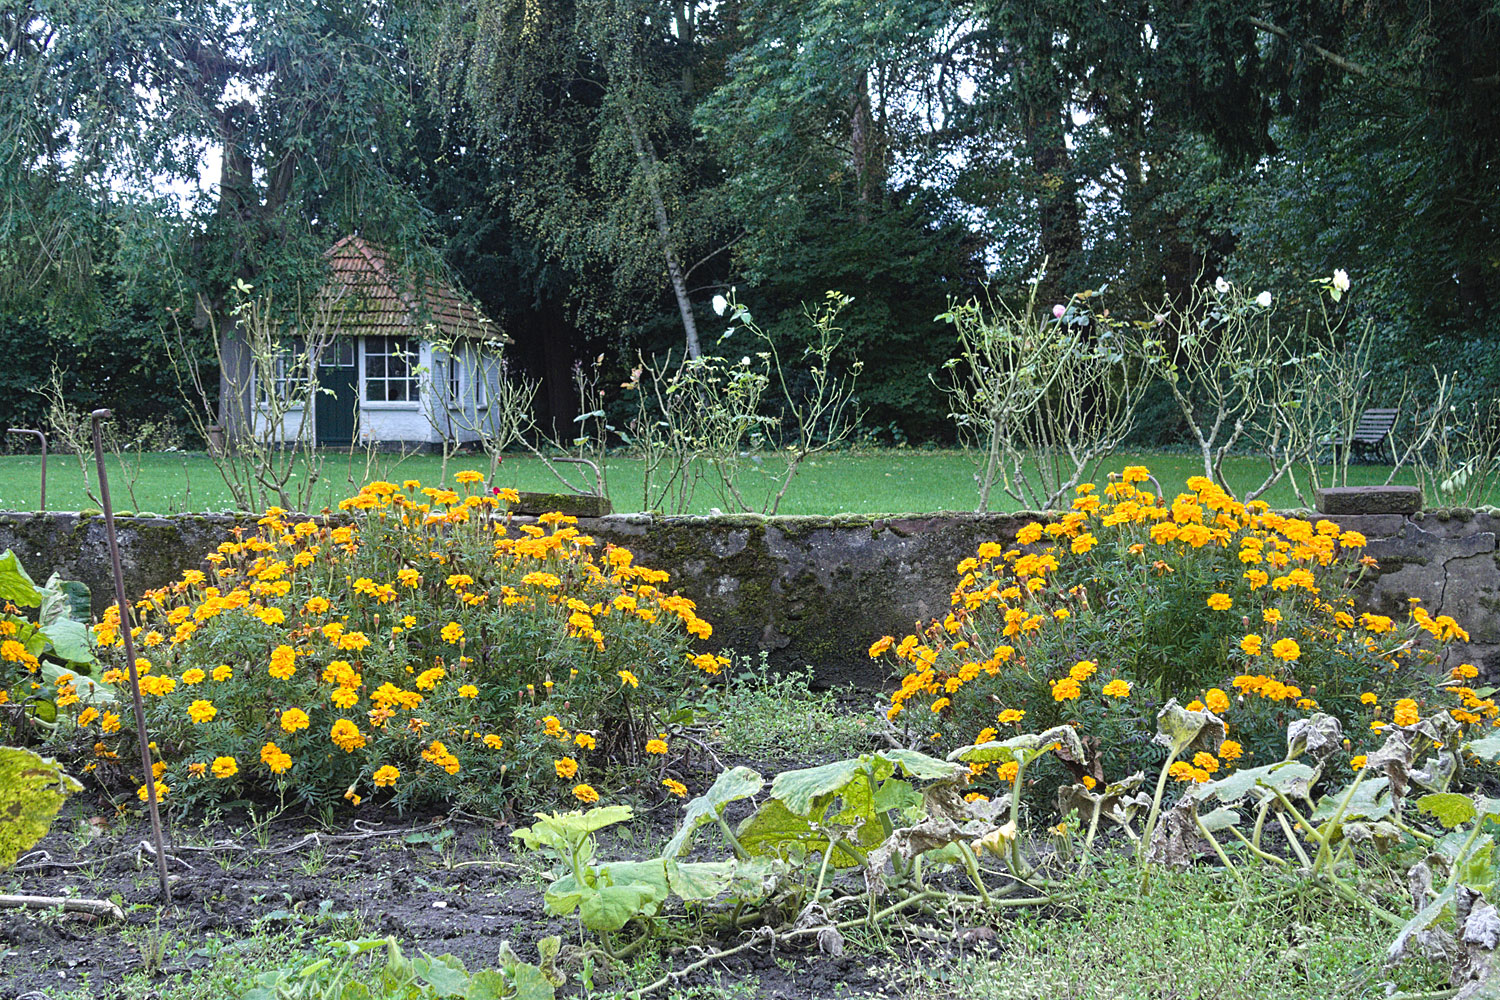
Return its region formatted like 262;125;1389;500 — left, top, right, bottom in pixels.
318;236;508;343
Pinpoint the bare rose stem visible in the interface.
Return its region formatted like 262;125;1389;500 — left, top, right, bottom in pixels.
90;409;172;903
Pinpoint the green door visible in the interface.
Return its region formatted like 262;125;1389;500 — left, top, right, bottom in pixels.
315;339;359;447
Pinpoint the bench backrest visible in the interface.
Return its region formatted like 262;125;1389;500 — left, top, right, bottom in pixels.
1351;408;1399;444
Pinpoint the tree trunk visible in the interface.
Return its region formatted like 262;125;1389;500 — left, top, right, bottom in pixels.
623;105;702;358
1021;32;1081;297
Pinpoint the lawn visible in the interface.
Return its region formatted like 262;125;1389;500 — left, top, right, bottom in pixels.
0;447;1462;515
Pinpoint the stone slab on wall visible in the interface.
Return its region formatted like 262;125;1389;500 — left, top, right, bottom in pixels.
1;508;1495;688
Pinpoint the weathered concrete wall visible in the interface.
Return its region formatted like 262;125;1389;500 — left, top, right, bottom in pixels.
0;508;1495;687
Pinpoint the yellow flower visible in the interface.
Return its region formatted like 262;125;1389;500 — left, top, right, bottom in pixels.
618;670;639;689
997;761;1020;782
137;780;169;802
212;664;233;682
1204;688;1231;714
1263;608;1283;625
1069;660;1098;682
662;778;688;798
554;757;579;779
331;686;359;709
997;709;1026;725
1101;679;1131;698
101;711;121;734
573;784;600;803
1393;698;1420;727
645;738;669;755
268;644;297;680
415;666;446;691
304;596;330;616
868;636;895;658
181;668;206;685
483;734;503;749
1271;638;1300;662
454;470;485;485
1240;634;1263;656
187;699;217;724
373;764;400;787
330;718;367;752
1350;755;1367;771
211;756;238;779
1360;692;1377;705
457;684;478;699
1219;740;1243;762
1192;752;1219;773
1050;677;1082;702
440;622;464;644
1206;593;1232;611
280;707;311;732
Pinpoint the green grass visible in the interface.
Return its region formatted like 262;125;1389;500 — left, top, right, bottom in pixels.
882;859;1447;1000
0;447;1470;515
708;655;877;762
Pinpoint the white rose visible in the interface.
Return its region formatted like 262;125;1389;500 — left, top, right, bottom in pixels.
1255;290;1273;308
1332;269;1350;293
712;294;728;316
1215;276;1230;294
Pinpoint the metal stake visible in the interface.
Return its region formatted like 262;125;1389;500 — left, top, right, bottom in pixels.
6;428;46;510
90;409;171;903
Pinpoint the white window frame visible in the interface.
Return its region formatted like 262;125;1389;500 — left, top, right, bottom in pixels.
260;336;309;408
445;345;489;410
362;335;419;406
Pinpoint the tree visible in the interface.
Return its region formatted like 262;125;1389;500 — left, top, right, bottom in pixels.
424;0;739;361
0;0;437;432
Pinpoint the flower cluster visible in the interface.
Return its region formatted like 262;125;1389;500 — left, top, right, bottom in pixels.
82;474;713;812
872;468;1480;786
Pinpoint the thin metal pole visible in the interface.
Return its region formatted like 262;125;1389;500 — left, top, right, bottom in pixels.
89;409;171;903
6;428;46;510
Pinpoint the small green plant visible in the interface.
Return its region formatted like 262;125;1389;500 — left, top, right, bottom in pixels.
712;655;873;762
242;936;560;1000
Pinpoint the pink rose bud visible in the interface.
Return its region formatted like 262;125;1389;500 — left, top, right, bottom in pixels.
1052;304;1066;319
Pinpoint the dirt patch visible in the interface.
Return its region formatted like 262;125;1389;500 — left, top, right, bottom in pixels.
0;781;924;999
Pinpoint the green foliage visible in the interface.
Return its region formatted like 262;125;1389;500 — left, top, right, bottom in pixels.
77;480;709;813
876;469;1481;784
0;745;80;868
242;936;557;1000
708;658;873;763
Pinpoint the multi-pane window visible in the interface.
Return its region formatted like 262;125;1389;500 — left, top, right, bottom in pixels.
264;336;308;403
364;336;417;402
445;347;490;408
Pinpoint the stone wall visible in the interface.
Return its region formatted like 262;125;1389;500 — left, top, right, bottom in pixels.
0;507;1494;687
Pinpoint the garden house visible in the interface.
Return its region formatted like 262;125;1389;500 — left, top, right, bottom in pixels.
224;236;509;450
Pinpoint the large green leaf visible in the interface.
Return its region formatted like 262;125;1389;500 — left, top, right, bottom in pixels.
412;952;469;997
1311;775;1393;822
878;748;966;781
0;551;41;608
1419;793;1479;830
1154;699;1226;757
578;884;656;932
42;573;91;624
737;798;843;864
1190;761;1314;805
513;805;633;853
0;747;81;868
663;765;763;857
948;725;1085;769
769;757;883;817
1467;735;1500;763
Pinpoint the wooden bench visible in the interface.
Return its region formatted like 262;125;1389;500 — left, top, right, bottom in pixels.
1333;408;1399;462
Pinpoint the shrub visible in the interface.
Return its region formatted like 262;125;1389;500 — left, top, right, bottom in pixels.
872;468;1485;787
78;475;716;813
